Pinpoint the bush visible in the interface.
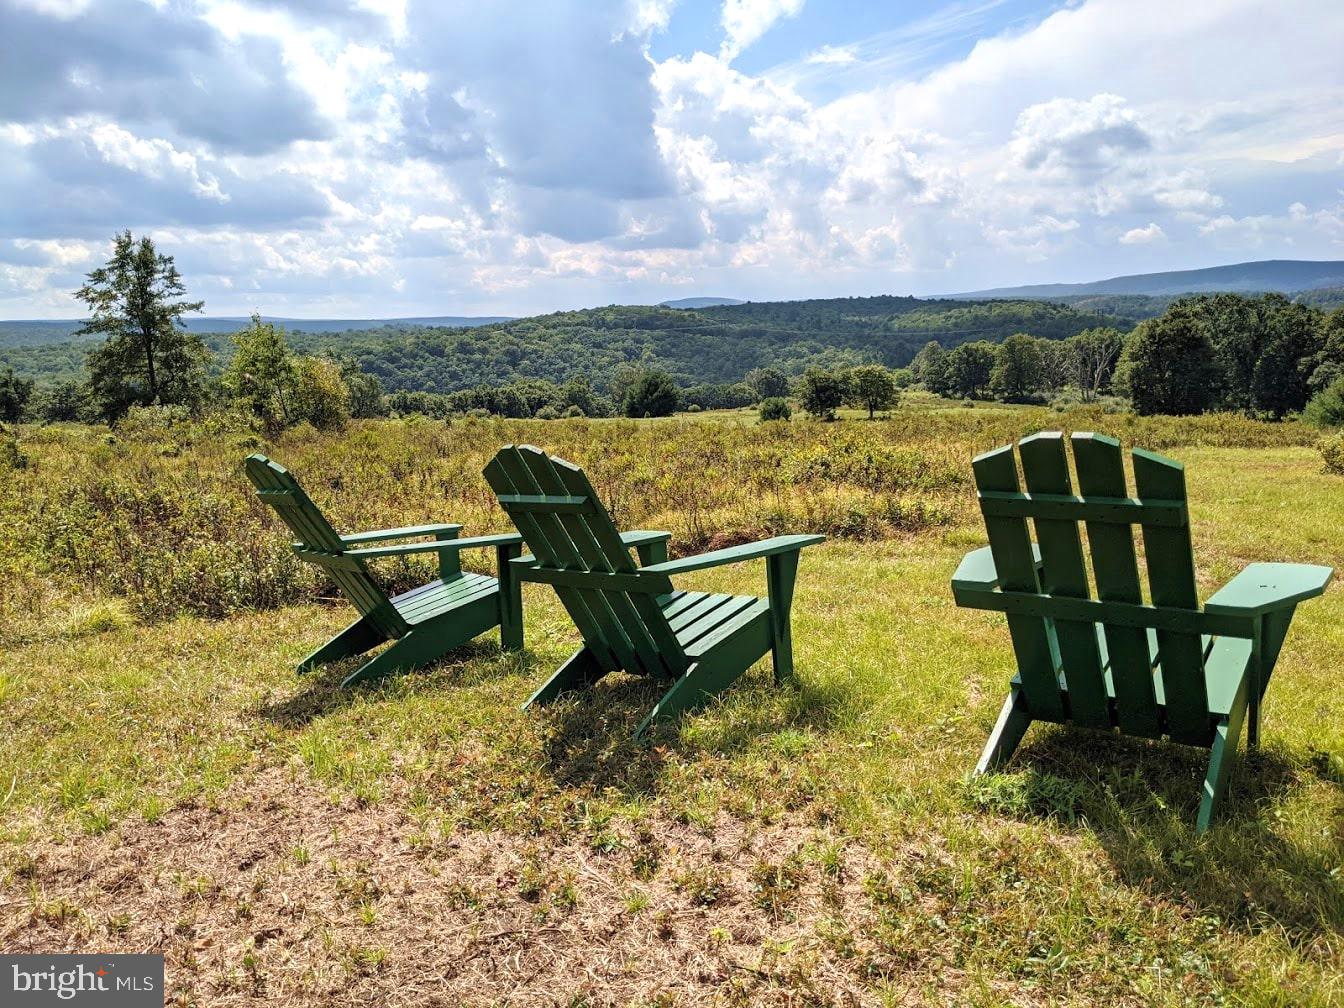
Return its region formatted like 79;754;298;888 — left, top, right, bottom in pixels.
686;403;702;413
1320;433;1344;474
561;405;585;418
1303;377;1344;428
534;404;561;420
758;397;792;422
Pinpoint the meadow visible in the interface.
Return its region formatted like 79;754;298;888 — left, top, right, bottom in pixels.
0;404;1340;1006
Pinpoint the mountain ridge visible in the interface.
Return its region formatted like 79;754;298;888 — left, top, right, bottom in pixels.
951;259;1344;299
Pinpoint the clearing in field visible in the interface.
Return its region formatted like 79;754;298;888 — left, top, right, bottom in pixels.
0;406;1341;1006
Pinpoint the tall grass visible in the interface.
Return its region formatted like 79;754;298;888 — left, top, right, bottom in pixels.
0;407;1314;624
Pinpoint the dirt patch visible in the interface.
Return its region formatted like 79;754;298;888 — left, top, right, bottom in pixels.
1;767;968;1007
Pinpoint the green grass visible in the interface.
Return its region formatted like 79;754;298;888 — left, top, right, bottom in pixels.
0;410;1340;1004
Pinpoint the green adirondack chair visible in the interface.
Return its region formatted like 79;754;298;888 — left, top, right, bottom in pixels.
483;444;825;737
245;454;524;688
952;432;1332;832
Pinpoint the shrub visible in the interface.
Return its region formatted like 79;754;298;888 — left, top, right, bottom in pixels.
1320;433;1344;475
561;405;585;418
758;397;791;422
686;403;702;413
534;404;561;420
1303;377;1344;428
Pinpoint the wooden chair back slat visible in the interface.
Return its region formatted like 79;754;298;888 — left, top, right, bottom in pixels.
1070;434;1160;737
1132;448;1209;743
1018;433;1110;728
244;455;407;638
485;445;689;679
972;445;1065;720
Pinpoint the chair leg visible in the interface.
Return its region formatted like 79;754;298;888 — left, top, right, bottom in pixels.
1197;682;1249;833
975;688;1032;775
496;543;524;651
766;550;801;685
635;658;751;739
523;647;606;710
341;628;458;688
298;616;386;674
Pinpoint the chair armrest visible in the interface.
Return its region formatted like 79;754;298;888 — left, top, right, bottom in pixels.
340;523;462;546
515;530;672;565
951;544;1043;594
1204;562;1333;617
344;531;523;560
641;534;825;576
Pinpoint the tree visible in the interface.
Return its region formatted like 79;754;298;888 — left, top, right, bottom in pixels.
989;334;1045;402
1307;307;1344;393
846;364;898;418
222;314;296;429
32;381;92;423
1303;376;1344;428
290;356;350;429
758;397;791;421
338;358;387;419
1114;312;1220;415
1065;328;1124;400
0;366;33;423
622;368;679;417
798;367;846;420
74;231;207;421
1251;297;1319;418
943;341;996;399
911;341;951;395
746;366;788;400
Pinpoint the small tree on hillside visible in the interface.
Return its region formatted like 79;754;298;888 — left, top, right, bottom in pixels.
746;366;789;400
846;364;898;418
911;341;951;395
798;367;846;420
0;366;33;423
622;368;679;417
989;334;1045;402
223;314;296;429
290;356;351;430
74;231;207;422
1065;328;1124;401
758;396;791;422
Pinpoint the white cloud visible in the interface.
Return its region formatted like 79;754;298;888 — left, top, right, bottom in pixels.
1119;222;1165;245
4;0;1344;317
720;0;804;59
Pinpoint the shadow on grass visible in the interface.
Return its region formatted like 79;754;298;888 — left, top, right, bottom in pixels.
255;639;515;729
972;726;1344;940
536;665;856;800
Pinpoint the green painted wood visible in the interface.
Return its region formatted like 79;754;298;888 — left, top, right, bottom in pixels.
246;453;519;687
341;523;462;545
1131;448;1208;744
1019;433;1110;729
1204;562;1334;615
486;446;625;673
517;446;668;677
485;444;822;734
1071;433;1159;737
975;687;1032;774
548;455;692;675
955;432;1332;832
643;535;826;575
977;491;1188;526
954;586;1253;638
513;565;675;595
972;445;1064;721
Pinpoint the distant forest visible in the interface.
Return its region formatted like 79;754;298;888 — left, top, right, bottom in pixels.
1;296;1135;394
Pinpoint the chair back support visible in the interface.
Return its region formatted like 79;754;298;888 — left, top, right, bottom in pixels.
244;455;408;639
973;432;1216;745
484;445;688;679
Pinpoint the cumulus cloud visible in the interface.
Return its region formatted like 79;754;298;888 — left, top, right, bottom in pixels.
3;0;1344;316
1119;223;1165;244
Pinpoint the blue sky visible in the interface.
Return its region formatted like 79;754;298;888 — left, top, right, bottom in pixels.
1;0;1341;318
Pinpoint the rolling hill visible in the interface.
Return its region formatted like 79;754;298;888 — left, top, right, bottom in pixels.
955;259;1344;299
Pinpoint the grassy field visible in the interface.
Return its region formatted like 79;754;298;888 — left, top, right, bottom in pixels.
0;406;1340;1006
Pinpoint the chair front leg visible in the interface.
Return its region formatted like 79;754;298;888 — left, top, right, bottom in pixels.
496;541;524;650
766;548;802;684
